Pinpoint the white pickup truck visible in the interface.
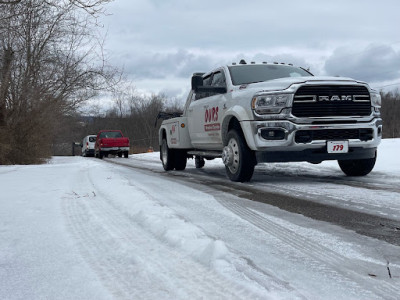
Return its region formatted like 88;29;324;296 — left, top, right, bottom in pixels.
158;60;382;182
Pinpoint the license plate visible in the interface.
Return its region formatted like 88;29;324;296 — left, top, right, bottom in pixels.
327;141;348;153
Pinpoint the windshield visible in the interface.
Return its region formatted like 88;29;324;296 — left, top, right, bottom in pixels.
228;64;313;85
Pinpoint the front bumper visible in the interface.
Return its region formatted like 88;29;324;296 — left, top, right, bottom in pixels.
241;118;382;163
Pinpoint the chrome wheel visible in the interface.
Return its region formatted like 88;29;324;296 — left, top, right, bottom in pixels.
223;138;239;174
224;129;256;182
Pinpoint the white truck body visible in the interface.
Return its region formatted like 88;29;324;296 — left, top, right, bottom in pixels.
159;62;382;182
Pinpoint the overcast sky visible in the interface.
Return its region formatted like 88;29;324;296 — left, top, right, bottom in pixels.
99;0;400;102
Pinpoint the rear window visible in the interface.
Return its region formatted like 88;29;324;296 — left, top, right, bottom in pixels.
89;136;96;142
99;131;122;138
228;64;312;85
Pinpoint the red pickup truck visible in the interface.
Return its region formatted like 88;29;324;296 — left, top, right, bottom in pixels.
95;130;130;159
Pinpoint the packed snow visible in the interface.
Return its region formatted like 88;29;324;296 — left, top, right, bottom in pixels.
1;139;399;300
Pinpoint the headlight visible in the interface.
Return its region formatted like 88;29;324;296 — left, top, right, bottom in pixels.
251;94;291;114
370;91;381;108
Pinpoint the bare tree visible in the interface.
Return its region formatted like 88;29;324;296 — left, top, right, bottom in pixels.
0;0;118;164
380;89;400;138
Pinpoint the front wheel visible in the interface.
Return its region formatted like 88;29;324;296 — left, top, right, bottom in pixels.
161;138;175;171
222;129;256;182
338;152;377;176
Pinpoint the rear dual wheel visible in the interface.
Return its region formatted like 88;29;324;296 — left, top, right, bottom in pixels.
161;138;187;171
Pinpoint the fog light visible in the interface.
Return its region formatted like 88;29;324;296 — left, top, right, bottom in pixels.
260;129;285;140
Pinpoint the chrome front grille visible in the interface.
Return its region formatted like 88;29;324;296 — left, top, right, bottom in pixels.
292;85;371;117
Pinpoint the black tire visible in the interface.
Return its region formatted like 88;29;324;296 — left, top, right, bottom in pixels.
338;152;377;176
124;151;129;158
161;138;175;171
223;129;256;182
174;150;187;171
195;156;205;168
99;151;104;159
118;152;122;158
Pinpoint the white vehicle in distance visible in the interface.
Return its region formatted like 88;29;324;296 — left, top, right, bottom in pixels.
81;135;97;157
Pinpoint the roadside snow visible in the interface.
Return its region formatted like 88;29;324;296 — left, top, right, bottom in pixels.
0;139;399;299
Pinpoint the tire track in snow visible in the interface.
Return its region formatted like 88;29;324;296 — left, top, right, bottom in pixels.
62;172;257;300
107;157;400;194
105;158;400;298
86;177;266;299
218;199;400;300
107;159;400;243
117;171;308;300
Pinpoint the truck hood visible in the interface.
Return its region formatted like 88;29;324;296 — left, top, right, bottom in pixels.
235;76;367;94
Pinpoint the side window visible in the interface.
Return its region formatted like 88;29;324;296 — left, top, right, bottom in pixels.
195;74;212;100
203;75;212;86
211;71;226;88
193;71;226;100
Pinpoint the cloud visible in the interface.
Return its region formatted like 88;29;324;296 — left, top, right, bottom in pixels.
324;44;400;83
119;48;319;81
119;49;219;80
99;0;400;97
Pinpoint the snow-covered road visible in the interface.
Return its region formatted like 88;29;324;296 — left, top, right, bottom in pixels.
1;139;399;299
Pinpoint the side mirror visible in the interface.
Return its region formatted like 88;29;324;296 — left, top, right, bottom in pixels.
191;75;203;92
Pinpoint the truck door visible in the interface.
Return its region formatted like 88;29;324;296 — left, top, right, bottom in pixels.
187;70;227;150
